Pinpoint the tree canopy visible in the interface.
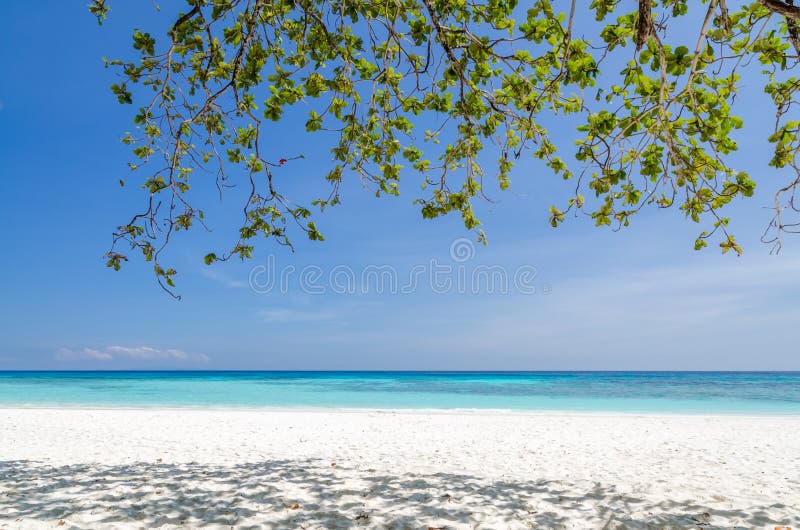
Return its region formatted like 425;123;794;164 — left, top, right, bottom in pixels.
90;0;800;296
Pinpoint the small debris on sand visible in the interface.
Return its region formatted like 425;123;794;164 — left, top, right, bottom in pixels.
692;512;711;526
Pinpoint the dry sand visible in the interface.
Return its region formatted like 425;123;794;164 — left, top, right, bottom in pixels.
1;408;798;529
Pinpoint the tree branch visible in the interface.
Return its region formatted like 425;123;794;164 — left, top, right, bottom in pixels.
761;0;800;21
636;0;654;50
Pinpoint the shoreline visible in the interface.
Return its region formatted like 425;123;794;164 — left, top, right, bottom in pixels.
0;404;798;418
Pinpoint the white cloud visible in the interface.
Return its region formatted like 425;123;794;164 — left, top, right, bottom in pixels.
55;346;209;363
259;308;338;322
410;253;800;368
55;347;113;362
200;268;246;288
278;252;800;370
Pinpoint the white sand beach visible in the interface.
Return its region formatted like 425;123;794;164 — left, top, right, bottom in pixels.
1;408;798;529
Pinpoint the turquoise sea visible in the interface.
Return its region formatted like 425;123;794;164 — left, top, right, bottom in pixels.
0;371;798;414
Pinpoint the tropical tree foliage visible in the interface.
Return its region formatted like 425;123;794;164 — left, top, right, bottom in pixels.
90;0;800;295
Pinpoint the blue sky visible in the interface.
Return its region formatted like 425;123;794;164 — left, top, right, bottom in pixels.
1;2;798;370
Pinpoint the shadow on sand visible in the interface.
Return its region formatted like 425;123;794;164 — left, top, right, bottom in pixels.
0;459;795;529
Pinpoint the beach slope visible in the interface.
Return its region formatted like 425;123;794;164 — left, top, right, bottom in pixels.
1;408;798;529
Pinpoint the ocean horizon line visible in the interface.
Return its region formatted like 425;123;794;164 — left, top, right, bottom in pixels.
2;369;799;374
